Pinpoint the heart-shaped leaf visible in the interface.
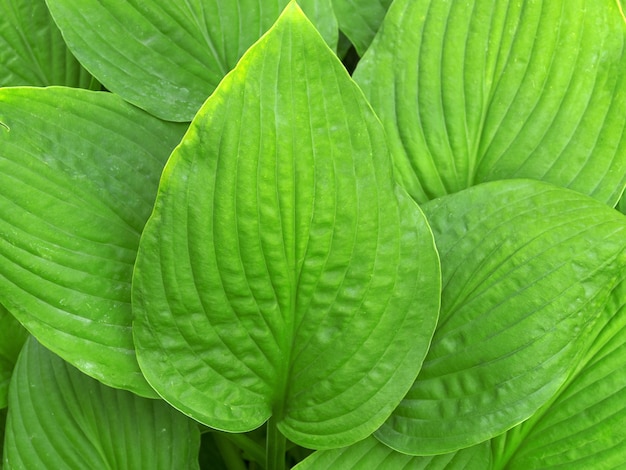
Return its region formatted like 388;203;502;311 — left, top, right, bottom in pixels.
491;273;626;468
354;0;626;205
0;304;28;408
133;2;440;449
3;337;200;469
0;0;96;87
294;436;491;469
331;0;392;56
0;87;187;397
45;0;338;121
375;179;626;454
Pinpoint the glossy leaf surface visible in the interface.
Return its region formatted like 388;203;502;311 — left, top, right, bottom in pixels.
0;0;95;87
133;3;440;449
376;179;626;454
46;0;338;121
294;436;491;469
0;304;28;408
3;337;200;470
354;0;626;205
0;87;187;397
491;274;626;468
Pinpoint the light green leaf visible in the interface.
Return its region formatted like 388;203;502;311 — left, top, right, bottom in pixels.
46;0;338;122
0;304;28;408
294;436;491;469
0;0;96;87
491;273;626;469
331;0;392;56
3;337;200;470
376;179;626;455
354;0;626;205
133;3;440;449
0;87;187;397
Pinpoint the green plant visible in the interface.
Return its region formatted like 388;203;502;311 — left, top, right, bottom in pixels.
1;0;625;468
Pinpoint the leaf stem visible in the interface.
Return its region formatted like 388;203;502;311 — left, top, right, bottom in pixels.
213;432;248;470
266;416;287;470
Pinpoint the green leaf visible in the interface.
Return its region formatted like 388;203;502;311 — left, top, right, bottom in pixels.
294;436;491;469
133;2;440;449
0;87;187;397
376;179;626;455
491;272;626;468
3;337;201;470
0;0;96;87
0;305;28;409
331;0;392;56
354;0;626;205
45;0;338;122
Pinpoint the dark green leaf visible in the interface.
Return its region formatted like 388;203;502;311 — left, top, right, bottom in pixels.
0;0;96;87
331;0;392;56
0;304;28;409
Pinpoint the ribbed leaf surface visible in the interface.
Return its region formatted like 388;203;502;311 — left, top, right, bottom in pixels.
133;3;440;449
3;337;200;470
0;0;95;87
0;87;187;397
354;0;626;205
376;179;626;454
492;274;626;468
45;0;338;121
294;436;491;469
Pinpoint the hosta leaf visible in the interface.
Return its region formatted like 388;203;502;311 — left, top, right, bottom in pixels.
354;0;626;205
331;0;392;56
3;337;200;470
46;0;338;122
294;436;491;469
0;0;96;87
491;273;626;468
0;87;187;397
376;179;626;455
0;304;28;408
133;2;440;449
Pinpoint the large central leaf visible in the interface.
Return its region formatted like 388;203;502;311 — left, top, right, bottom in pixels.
132;2;440;449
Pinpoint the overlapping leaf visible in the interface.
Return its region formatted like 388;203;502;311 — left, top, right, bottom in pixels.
133;3;440;449
46;0;338;121
491;273;626;468
331;0;392;56
294;436;491;469
0;304;28;408
0;87;187;397
354;0;626;205
375;179;626;455
3;337;200;469
0;0;96;87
